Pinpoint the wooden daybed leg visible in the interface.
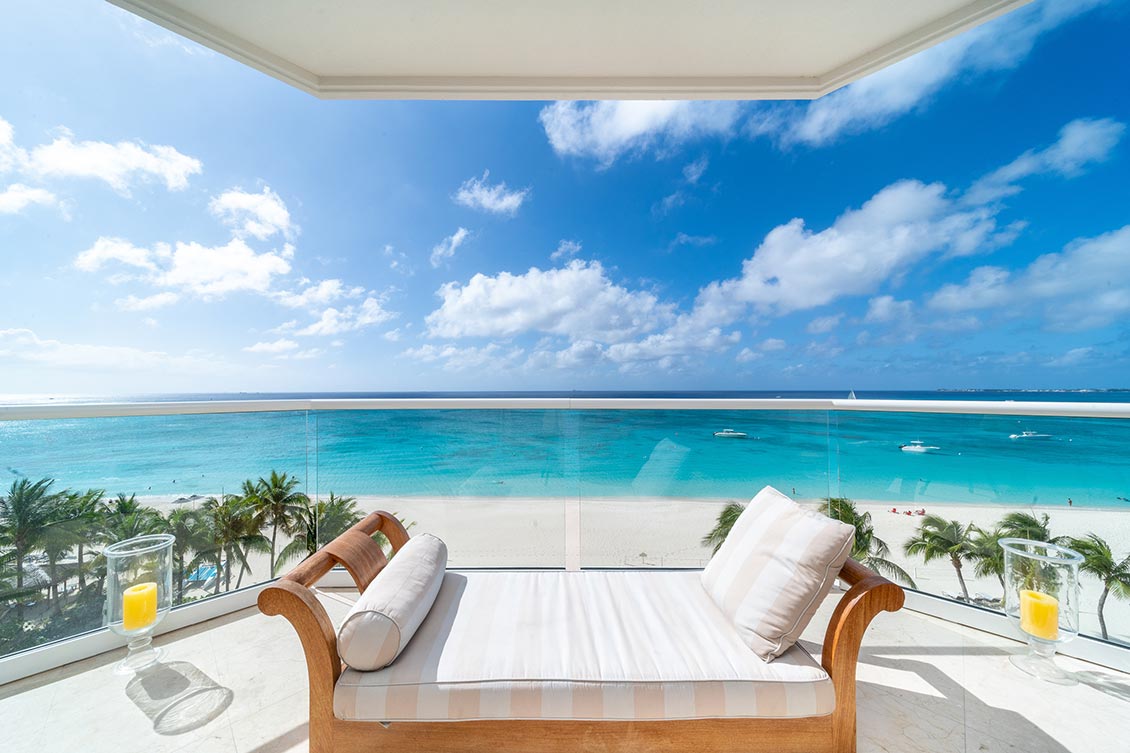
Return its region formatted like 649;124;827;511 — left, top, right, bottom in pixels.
821;559;905;753
257;511;411;753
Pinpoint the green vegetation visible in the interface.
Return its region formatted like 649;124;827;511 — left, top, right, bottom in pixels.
826;498;915;588
0;473;370;657
1065;534;1130;640
903;516;978;601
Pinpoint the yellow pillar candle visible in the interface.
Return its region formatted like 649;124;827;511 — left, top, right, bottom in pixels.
122;582;158;631
1019;589;1059;640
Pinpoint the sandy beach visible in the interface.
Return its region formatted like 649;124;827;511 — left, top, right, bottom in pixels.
138;492;1130;645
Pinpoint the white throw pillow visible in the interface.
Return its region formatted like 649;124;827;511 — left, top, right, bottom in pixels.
337;533;447;671
701;486;854;661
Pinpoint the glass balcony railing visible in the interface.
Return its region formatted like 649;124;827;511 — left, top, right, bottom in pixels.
1;399;1128;673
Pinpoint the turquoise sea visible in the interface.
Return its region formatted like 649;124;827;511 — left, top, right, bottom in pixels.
2;391;1129;508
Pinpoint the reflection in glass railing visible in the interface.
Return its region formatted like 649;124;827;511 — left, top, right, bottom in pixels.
0;411;311;657
829;411;1130;647
576;410;833;567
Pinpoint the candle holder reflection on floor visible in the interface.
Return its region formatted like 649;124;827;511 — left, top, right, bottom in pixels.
104;534;175;674
999;537;1083;685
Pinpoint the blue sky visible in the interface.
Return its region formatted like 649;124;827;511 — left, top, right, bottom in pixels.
1;0;1129;394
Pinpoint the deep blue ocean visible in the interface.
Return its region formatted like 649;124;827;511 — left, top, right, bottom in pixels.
2;391;1129;508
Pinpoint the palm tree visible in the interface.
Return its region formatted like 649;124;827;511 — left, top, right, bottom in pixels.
701;502;746;555
200;495;268;592
969;525;1007;592
997;511;1063;544
100;494;164;543
1067;534;1130;641
0;478;64;624
904;515;978;602
164;508;211;603
62;489;104;591
250;471;309;577
276;492;364;570
825;498;915;587
38;513;84;616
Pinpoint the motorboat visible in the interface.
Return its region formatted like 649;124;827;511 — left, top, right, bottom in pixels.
899;440;939;453
713;429;748;438
1009;430;1052;440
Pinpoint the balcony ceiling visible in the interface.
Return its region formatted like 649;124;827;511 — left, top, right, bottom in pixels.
108;0;1031;100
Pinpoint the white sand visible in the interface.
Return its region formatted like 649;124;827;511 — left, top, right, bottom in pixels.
136;493;1130;645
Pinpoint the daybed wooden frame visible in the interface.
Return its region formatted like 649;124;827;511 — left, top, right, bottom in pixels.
258;511;904;753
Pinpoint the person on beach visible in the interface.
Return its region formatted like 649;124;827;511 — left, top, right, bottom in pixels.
1068;497;1073;506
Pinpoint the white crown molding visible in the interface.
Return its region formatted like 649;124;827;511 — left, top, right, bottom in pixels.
107;0;1031;101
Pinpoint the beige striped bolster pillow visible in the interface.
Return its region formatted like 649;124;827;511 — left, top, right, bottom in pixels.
337;533;448;671
701;485;854;661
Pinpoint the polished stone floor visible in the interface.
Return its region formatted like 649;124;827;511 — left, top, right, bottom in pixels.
2;586;1128;753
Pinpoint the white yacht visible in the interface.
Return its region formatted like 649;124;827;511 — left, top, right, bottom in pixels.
1009;430;1052;440
900;440;939;453
713;428;748;438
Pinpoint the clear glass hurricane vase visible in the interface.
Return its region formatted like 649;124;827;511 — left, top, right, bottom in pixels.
104;534;175;674
999;537;1083;685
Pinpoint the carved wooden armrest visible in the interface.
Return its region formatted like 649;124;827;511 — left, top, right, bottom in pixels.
257;511;412;696
821;558;904;751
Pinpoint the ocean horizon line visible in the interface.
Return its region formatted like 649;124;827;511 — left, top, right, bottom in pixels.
4;388;1130;406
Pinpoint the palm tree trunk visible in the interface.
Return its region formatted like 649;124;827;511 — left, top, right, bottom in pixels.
175;554;184;603
77;543;86;590
47;558;61;616
14;550;25;626
270;522;278;578
952;556;971;601
213;554;222;595
236;550;248;589
224;546;233;591
1098;586;1110;641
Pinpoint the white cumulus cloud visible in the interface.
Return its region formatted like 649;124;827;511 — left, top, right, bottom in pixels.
115;292;180;311
430;227;470;268
243;338;299;354
209;186;295;240
296;297;396;336
155;238;292;297
928;224;1130;331
539;101;741;165
550;239;583;261
453;171;530;216
965;117;1125;204
273;279;364;309
75;237;161;272
0;183;57;214
425;260;673;344
25;127;201;194
708;179;1013;316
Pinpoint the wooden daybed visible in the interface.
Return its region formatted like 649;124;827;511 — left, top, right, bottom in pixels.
259;510;904;753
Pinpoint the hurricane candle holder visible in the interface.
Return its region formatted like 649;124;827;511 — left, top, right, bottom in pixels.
104;533;175;674
999;537;1083;685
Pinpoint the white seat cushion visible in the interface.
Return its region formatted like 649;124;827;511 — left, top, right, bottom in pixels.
334;570;834;722
701;486;854;661
337;533;447;671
